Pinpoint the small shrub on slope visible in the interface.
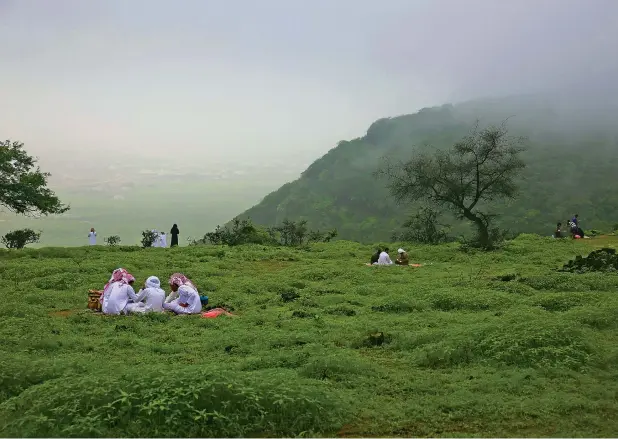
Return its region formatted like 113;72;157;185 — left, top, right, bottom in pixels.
104;235;121;246
413;315;592;370
559;248;618;273
1;228;41;249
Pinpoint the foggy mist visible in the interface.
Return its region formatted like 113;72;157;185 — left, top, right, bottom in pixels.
1;0;617;176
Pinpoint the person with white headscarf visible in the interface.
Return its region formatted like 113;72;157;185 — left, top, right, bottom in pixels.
125;276;166;313
395;248;409;265
163;273;202;314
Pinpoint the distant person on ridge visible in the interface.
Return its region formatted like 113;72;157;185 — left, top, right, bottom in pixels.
395;248;409;265
370;248;381;265
373;247;393;265
554;222;563;238
170;224;180;247
570;214;579;234
570;214;585;238
160;232;167;248
88;228;97;245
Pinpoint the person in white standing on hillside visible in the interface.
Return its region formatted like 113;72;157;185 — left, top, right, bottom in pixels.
159;232;167;248
88;228;97;245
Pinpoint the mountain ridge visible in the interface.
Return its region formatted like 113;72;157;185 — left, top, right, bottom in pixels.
232;93;618;242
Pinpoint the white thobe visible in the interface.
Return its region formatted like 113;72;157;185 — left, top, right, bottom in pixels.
374;251;393;265
159;234;167;248
88;232;97;245
102;282;139;315
125;287;166;313
163;285;202;314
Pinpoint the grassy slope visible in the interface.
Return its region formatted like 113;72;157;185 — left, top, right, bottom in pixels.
2;236;618;436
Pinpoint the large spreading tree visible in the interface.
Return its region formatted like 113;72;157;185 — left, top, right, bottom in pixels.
0;140;69;216
376;121;526;249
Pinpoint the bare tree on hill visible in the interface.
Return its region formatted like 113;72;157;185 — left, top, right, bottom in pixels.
376;120;527;249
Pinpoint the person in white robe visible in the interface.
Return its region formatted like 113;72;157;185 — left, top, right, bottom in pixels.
88;228;97;245
159;232;167;248
102;270;140;315
373;248;393;265
125;276;166;313
163;273;202;315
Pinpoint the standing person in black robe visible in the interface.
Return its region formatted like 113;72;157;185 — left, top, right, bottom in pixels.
170;224;180;247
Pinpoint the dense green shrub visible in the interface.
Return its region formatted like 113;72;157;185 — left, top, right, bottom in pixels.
104;235;121;246
0;369;344;437
1;228;41;249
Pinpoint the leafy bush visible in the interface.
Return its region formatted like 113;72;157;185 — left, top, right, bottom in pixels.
141;230;158;248
393;207;451;244
195;218;338;247
197;218;271;246
104;235;121;246
0;369;344;437
268;220;338;246
1;228;41;249
307;228;338;243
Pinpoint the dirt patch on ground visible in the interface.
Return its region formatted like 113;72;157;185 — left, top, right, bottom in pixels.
337;423;364;437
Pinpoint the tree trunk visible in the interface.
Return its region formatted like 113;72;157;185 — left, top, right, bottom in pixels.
462;209;490;249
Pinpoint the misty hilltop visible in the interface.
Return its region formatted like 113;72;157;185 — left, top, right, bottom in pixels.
233;92;618;242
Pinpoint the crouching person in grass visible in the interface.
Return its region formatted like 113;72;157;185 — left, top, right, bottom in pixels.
125;276;166;314
101;269;139;315
395;248;409;265
373;248;393;265
163;273;202;315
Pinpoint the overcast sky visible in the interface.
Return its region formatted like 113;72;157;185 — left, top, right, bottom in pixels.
1;0;617;169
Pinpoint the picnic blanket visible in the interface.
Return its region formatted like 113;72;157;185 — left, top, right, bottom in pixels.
365;263;424;267
201;308;235;318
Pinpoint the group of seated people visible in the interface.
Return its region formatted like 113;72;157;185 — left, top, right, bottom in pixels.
370;247;409;265
555;214;585;239
98;268;202;315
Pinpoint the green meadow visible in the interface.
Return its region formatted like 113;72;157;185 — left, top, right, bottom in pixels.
1;235;618;437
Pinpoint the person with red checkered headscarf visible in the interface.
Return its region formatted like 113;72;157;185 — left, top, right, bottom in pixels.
163;273;201;315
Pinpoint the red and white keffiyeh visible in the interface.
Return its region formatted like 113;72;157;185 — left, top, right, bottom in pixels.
168;272;197;291
100;268;135;303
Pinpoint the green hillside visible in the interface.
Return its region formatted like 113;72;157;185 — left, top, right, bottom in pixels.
2;236;618;436
235;94;618;242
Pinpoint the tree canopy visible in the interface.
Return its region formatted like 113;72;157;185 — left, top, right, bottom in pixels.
0;140;69;216
377;121;526;248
